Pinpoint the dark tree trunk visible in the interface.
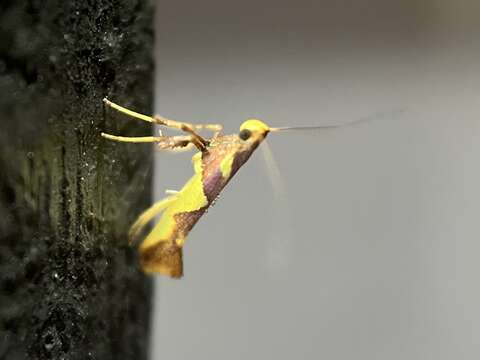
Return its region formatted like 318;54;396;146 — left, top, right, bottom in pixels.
0;1;154;359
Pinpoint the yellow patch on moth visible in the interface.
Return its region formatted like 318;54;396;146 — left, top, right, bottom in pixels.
141;214;176;249
240;119;270;133
170;172;208;212
140;171;208;249
219;152;235;179
192;151;203;174
175;236;186;247
128;195;178;243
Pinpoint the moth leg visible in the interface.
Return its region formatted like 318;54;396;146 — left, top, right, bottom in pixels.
102;132;201;155
160;143;196;153
103;98;217;151
128;195;178;244
153;115;209;152
155;135;196;152
165;189;179;195
101;132;166;143
103;98;156;124
154;118;225;149
192;123;223;138
104;98;222;135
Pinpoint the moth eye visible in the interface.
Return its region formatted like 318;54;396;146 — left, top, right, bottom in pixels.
239;129;251;141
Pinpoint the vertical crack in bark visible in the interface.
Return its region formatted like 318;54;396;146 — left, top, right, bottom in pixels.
75;129;83;244
61;143;70;241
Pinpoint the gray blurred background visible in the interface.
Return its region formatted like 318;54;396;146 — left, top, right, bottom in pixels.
152;1;480;359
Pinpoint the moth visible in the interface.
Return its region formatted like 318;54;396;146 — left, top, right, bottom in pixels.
101;98;363;278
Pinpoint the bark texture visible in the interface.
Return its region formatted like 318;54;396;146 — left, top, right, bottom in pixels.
0;1;154;359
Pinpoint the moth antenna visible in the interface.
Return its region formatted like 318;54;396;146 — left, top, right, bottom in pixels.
270;108;405;132
260;140;287;202
260;141;293;272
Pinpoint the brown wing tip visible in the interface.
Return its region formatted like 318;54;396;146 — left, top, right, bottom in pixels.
139;241;183;278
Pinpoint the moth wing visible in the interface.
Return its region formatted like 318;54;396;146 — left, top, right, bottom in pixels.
139;240;183;278
128;195;178;244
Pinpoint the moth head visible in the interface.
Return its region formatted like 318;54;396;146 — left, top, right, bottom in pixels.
238;119;271;144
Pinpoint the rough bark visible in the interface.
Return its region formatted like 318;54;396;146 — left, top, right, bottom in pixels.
0;1;154;359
